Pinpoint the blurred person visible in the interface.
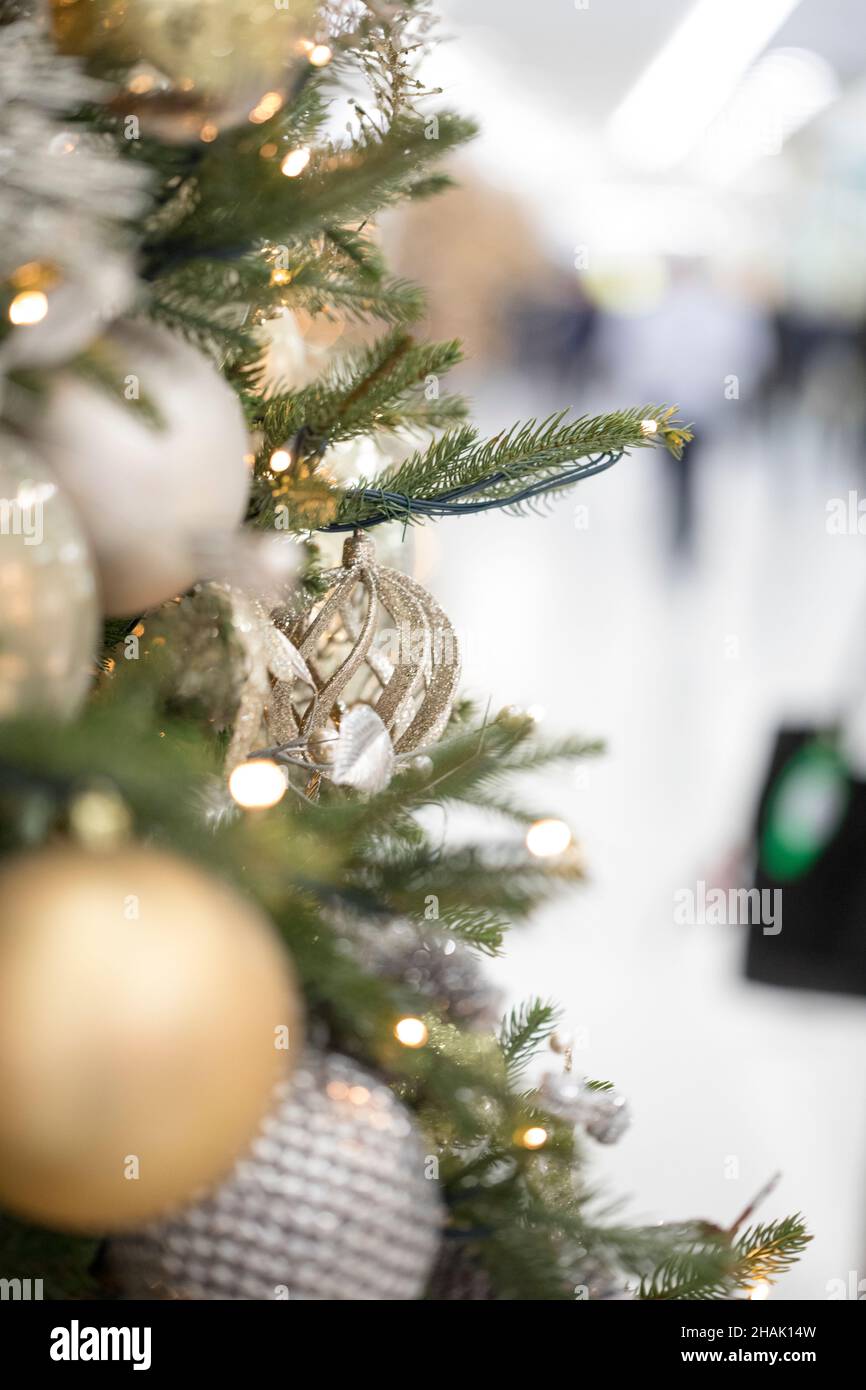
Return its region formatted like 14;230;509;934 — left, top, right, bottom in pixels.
596;260;776;561
507;275;599;387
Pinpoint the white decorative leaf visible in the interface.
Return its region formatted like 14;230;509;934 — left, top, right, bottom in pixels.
328;705;395;794
266;626;314;687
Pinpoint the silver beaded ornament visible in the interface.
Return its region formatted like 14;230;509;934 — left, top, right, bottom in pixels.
108;1051;443;1300
539;1072;630;1145
345;918;501;1029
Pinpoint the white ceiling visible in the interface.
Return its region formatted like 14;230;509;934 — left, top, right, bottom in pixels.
439;0;866;123
430;0;866;293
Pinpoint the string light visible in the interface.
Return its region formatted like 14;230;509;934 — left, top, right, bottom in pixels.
308;43;333;67
640;417;659;436
525;818;572;858
270;267;292;286
8;289;48;325
269;448;292;473
68;787;132;851
199;122;219;143
249;91;283;124
228;758;287;809
517;1125;548;1150
394;1017;428;1048
749;1279;771;1301
281;147;311;178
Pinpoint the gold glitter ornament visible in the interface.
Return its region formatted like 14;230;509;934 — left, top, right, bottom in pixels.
0;844;302;1231
267;531;461;779
50;0;320;143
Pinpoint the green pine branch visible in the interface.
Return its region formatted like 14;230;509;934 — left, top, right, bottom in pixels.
330;405;692;526
417;905;509;956
500;999;558;1081
734;1216;812;1287
639;1241;741;1301
325;711;602;835
144;110;478;269
279;266;426;328
638;1217;812;1299
257;329;466;453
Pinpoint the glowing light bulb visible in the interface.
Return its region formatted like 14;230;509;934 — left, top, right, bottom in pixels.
249;91;283;124
640;417;659;436
518;1125;548;1150
394;1017;428;1048
228;759;287;809
308;43;333;67
199;122;219;143
8;290;48;325
270;267;292;286
270;448;292;473
281;147;311;178
525;818;572;858
749;1279;771;1301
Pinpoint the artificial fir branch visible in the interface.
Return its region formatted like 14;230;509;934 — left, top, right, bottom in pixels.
734;1217;812;1287
638;1241;740;1301
638;1217;812;1300
500;999;558;1081
142;111;478;269
320;405;692;528
257;330;466;453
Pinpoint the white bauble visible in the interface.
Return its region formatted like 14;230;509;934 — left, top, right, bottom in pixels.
1;255;136;372
29;321;251;615
0;435;98;719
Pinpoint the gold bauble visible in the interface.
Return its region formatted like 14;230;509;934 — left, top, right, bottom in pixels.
0;845;301;1232
50;0;320;142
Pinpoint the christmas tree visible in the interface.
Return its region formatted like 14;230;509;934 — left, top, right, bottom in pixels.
0;1;808;1301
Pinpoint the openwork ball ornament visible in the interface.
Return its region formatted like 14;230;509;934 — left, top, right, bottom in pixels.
108;1051;443;1301
268;532;461;769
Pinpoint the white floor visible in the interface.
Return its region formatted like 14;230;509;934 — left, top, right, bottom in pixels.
416;377;866;1300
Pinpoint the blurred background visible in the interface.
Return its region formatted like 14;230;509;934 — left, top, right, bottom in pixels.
383;0;866;1300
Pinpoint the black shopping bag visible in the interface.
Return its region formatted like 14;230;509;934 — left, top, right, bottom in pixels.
745;727;866;997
